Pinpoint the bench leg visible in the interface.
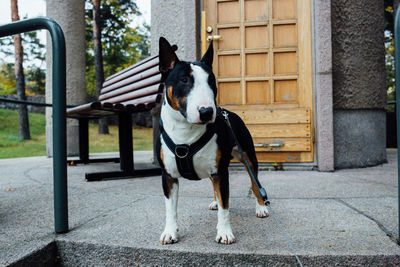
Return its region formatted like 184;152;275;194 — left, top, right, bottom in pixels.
67;118;119;165
119;112;134;173
79;118;89;163
85;112;161;181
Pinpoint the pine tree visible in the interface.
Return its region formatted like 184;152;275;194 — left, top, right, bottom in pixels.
11;0;30;140
93;0;109;134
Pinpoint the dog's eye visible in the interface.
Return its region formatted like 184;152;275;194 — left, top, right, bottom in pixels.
179;77;189;84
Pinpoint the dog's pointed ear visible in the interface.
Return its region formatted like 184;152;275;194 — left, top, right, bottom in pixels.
200;40;213;67
159;37;179;73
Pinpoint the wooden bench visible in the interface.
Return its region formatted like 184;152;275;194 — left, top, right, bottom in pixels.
67;54;165;181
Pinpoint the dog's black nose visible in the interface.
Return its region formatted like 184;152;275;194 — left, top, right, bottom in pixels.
199;107;214;123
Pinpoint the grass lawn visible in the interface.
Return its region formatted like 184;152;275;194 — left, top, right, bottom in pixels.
0;108;153;159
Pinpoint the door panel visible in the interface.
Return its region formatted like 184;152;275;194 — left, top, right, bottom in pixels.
204;0;313;163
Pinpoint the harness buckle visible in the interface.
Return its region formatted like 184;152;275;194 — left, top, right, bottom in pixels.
221;110;229;120
175;144;190;158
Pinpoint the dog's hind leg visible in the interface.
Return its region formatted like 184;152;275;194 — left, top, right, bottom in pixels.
211;172;236;244
227;111;269;218
208;178;218;210
232;148;269;218
160;171;179;245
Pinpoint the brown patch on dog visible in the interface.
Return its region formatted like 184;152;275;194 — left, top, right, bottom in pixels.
252;180;265;206
167;85;179;111
165;173;178;198
209;177;218;203
210;174;229;209
215;148;221;169
160;148;165;165
160;147;178;198
237;151;265;207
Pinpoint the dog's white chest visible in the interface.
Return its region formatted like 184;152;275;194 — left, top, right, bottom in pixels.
160;97;219;179
161;134;218;179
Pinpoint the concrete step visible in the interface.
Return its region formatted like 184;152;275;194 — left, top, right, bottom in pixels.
2;150;400;266
9;240;400;266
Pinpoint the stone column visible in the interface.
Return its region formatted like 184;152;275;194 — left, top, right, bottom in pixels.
314;0;334;171
150;0;199;61
150;0;200;163
331;0;386;168
46;0;86;157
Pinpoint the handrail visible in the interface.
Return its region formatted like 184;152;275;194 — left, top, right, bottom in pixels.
0;17;68;233
0;96;76;108
395;7;400;243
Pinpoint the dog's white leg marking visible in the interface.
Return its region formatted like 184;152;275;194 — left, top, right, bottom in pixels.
215;204;235;244
255;200;269;218
160;182;179;244
209;200;218;210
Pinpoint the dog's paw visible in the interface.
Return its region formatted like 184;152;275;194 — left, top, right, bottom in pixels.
160;229;178;245
215;228;236;244
208;200;218;210
256;203;269;218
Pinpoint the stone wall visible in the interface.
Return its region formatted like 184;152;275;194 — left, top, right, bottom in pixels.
331;0;387;168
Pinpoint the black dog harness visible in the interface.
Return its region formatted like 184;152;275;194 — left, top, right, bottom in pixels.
159;119;215;180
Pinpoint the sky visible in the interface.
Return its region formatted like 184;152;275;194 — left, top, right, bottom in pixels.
0;0;151;44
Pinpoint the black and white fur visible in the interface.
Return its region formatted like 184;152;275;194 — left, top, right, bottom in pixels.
156;37;269;245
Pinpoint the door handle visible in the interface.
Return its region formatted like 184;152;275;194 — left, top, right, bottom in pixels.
254;142;284;148
207;35;222;41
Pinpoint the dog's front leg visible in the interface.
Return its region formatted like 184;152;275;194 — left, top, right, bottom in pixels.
160;171;179;245
211;173;236;244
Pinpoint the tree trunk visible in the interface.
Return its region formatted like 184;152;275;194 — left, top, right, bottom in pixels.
11;0;30;140
395;0;400;14
93;0;109;134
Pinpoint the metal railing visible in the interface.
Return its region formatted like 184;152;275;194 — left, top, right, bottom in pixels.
395;8;400;243
0;96;75;108
0;17;68;233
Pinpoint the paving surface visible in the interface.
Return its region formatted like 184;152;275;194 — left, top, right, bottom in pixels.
0;150;400;266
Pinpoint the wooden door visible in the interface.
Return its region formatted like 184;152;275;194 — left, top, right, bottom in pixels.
203;0;313;163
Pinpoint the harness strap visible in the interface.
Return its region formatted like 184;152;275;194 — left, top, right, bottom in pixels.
159;119;215;180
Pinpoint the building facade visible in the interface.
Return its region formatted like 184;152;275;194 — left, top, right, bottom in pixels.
151;0;386;171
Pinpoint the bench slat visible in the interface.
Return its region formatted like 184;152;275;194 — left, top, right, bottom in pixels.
129;100;156;112
100;65;159;95
67;108;116;119
101;83;160;104
122;94;158;107
66;53;167;119
67;102;101;115
99;74;162;101
103;55;159;87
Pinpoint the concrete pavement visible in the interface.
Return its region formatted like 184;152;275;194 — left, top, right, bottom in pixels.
0;150;399;266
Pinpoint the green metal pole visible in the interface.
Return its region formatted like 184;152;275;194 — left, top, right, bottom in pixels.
395;7;400;243
0;17;68;233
